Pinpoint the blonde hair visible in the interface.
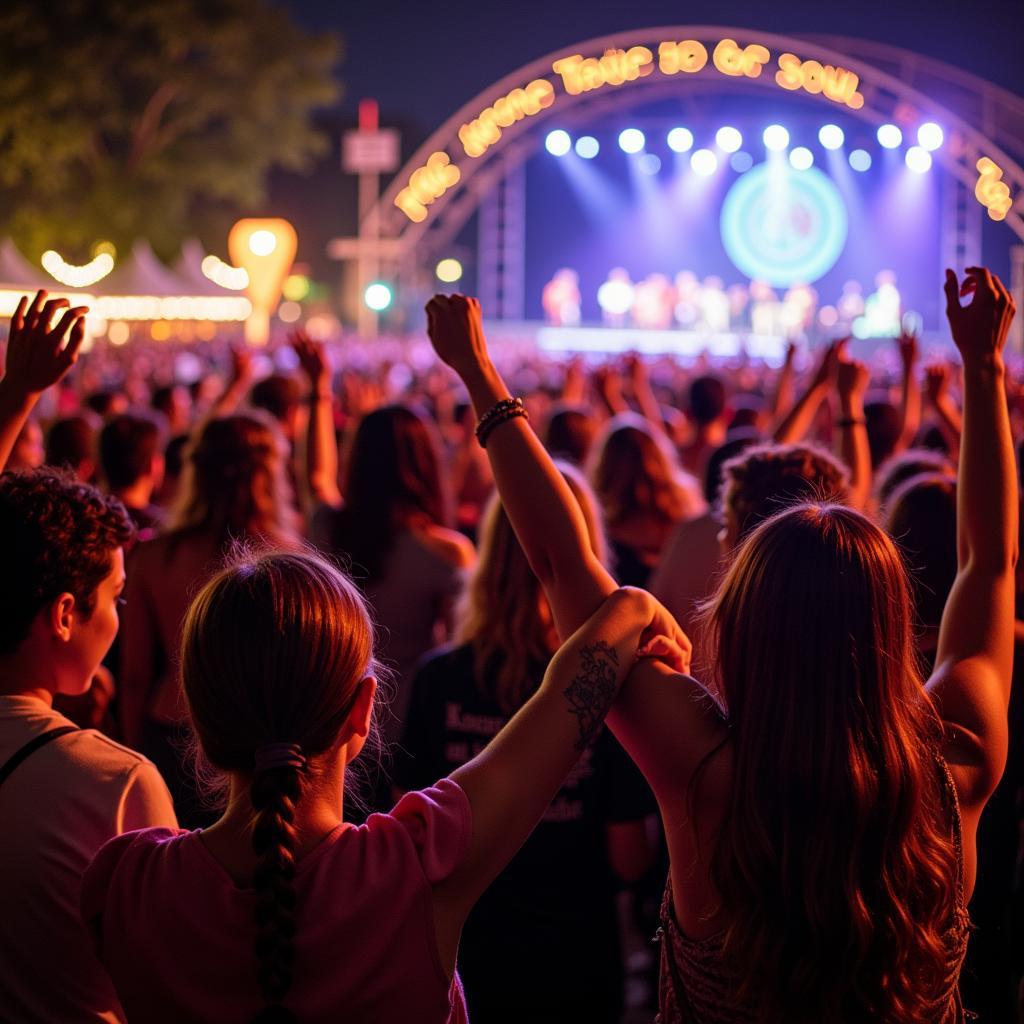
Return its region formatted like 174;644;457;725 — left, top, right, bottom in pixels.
169;412;300;549
589;413;695;529
457;463;606;714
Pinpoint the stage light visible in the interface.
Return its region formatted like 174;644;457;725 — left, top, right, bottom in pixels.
905;146;932;173
818;124;845;150
436;258;463;283
763;124;789;151
918;122;944;151
364;282;393;312
575;135;600;159
545;130;571;156
789;147;814;170
667;127;694;153
691;149;718;176
639;153;662;175
877;124;903;149
730;152;754;172
715;126;742;152
849;149;872;171
619;128;646;154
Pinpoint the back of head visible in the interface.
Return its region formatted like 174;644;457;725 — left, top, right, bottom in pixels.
865;399;901;468
335;404;449;582
543;403;597;466
84;388;127;420
251;374;303;426
0;468;133;657
45;413;99;478
459;462;606;713
875;448;956;508
182;550;378;1022
689;374;727;427
704;428;762;506
590;413;690;529
170;412;298;548
702;503;959;1021
99;411;166;491
884;473;958;633
719;442;849;546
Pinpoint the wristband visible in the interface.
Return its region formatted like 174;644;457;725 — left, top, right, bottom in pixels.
476;397;528;448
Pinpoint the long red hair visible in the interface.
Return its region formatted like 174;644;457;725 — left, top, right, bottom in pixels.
701;502;962;1022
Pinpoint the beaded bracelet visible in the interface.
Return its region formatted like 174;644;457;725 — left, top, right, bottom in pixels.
475;397;523;436
476;397;528;448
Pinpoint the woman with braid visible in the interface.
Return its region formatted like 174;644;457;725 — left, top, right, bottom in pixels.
81;549;686;1021
420;267;1017;1023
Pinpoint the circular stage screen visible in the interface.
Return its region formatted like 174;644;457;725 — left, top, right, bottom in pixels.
720;163;848;287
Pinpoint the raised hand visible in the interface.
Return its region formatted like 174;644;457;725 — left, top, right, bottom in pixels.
2;290;88;398
290;328;330;391
944;267;1016;360
897;327;919;369
925;363;952;407
425;294;489;376
836;355;870;402
228;343;254;386
810;337;847;391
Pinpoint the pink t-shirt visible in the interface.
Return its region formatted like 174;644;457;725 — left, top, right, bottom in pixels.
82;779;472;1023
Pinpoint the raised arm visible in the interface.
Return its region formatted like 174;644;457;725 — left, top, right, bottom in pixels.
0;292;87;472
925;362;962;458
769;340;797;423
291;329;341;507
895;329;921;452
928;267;1018;812
835;355;872;510
433;588;675;946
206;344;254;419
772;339;842;443
426;295;616;637
626;353;670;441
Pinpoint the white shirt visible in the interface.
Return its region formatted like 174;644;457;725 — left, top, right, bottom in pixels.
0;694;177;1022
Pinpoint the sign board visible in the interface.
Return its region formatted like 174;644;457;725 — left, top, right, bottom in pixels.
343;129;400;174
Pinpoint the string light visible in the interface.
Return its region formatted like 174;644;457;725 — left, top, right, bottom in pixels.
41;248;115;287
201;255;249;290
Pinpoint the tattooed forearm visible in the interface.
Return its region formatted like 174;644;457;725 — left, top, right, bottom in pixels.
562;640;619;751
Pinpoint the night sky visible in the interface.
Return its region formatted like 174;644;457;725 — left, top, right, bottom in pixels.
270;0;1024;286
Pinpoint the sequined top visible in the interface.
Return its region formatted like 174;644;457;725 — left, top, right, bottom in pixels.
656;754;971;1023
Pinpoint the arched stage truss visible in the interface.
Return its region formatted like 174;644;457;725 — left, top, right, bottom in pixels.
330;27;1024;334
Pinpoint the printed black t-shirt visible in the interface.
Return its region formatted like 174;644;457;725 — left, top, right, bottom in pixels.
395;642;656;1017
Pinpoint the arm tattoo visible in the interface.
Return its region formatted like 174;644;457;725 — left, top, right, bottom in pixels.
562;640;619;751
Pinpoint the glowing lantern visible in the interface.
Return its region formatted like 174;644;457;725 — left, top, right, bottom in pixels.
228;218;298;345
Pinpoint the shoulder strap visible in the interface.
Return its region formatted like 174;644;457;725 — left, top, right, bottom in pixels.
0;726;79;789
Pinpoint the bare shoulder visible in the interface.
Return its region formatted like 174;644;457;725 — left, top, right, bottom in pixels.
417;524;476;568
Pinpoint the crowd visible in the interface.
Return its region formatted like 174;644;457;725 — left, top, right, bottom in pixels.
0;269;1020;1023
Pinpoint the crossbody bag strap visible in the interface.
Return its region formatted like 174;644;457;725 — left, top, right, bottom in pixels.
0;726;78;789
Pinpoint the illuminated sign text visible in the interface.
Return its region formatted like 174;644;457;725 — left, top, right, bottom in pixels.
976;157;1013;221
658;40;709;75
458;80;555;158
776;53;865;109
395;152;461;223
712;39;770;78
552;47;654;95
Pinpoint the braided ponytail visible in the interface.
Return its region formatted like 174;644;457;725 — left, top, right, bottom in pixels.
181;551;379;1022
250;766;302;1023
